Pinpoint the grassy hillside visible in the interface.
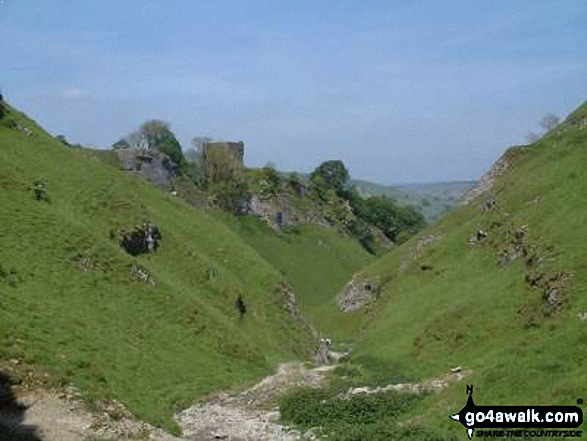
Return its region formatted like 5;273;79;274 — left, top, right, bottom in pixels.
352;179;477;221
345;102;587;435
0;103;313;431
216;215;375;342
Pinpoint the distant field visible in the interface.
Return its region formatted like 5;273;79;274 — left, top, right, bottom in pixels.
351;179;477;221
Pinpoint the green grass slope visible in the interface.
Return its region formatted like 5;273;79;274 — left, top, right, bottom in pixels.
350;102;587;435
0;104;312;431
216;215;375;342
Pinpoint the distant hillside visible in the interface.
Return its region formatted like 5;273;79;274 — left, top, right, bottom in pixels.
334;101;587;437
351;179;477;220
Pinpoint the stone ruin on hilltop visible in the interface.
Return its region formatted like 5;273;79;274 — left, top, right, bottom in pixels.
201;141;245;166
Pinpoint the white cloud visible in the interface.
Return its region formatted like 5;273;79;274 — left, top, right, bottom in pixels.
63;88;86;97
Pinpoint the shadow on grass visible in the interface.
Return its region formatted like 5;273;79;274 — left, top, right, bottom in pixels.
0;372;41;441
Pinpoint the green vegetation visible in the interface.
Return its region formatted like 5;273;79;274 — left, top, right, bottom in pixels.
0;103;312;432
113;119;185;167
339;102;587;436
352;179;477;221
3;95;585;439
307;161;426;252
217;215;375;341
347;192;426;244
279;368;452;440
280;388;425;439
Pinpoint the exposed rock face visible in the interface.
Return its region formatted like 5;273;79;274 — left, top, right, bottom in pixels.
116;148;179;191
245;194;329;232
117;223;162;256
461;152;512;205
337;274;379;312
281;283;318;339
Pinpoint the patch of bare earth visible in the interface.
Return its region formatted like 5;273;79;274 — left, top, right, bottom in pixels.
344;367;470;398
176;362;336;441
0;385;183;441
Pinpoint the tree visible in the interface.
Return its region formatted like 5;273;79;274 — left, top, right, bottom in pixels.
310;160;349;195
539;114;560;132
116;120;185;166
287;172;305;195
258;163;282;199
139;120;169;150
112;138;130;150
356;195;425;243
210;175;249;213
154;128;185;166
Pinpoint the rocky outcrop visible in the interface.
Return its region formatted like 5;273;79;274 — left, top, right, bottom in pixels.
176;362;333;441
245;194;329;232
345;367;470;397
337;274;379;312
281;283;318;339
116;223;162;256
116;148;179;191
461;152;512;206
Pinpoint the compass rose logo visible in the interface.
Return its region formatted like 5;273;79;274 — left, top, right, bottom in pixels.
449;384;476;439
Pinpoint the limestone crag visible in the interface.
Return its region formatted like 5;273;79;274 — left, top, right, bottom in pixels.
117;148;180;191
461;152;512;206
337;274;379;312
246;194;329;231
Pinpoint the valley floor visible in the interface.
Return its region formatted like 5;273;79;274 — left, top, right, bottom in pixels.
3;361;338;441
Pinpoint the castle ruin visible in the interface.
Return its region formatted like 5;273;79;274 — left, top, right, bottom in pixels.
201;141;244;166
200;141;245;184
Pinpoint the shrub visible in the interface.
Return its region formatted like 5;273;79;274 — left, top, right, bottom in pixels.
286;172;305;195
258;164;282;199
280;388;422;429
211;177;250;214
310;160;349;195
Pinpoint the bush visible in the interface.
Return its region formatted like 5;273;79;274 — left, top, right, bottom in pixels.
286;172;305;195
310;160;349;195
279;385;453;441
258;164;282;199
354;195;425;243
280;388;421;429
211;177;250;214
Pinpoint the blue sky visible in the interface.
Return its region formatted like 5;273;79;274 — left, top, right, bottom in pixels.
1;1;585;184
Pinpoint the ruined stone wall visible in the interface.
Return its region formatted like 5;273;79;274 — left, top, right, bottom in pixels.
201;141;245;165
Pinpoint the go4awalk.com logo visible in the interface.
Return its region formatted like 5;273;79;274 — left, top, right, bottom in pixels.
449;386;584;439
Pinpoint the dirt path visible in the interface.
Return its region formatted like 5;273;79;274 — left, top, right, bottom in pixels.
2;361;467;440
1;386;182;441
1;361;336;441
176;362;337;441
